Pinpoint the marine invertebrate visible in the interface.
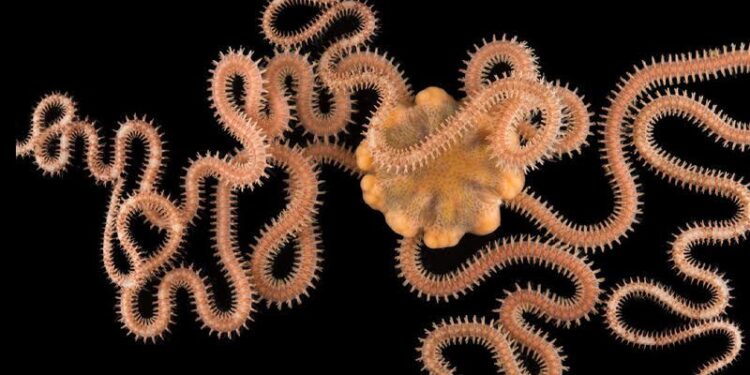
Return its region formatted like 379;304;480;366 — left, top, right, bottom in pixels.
603;44;750;375
14;1;748;373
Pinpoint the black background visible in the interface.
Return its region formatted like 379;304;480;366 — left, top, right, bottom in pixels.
10;1;750;373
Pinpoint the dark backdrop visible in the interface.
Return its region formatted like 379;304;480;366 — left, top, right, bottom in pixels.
10;1;750;373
